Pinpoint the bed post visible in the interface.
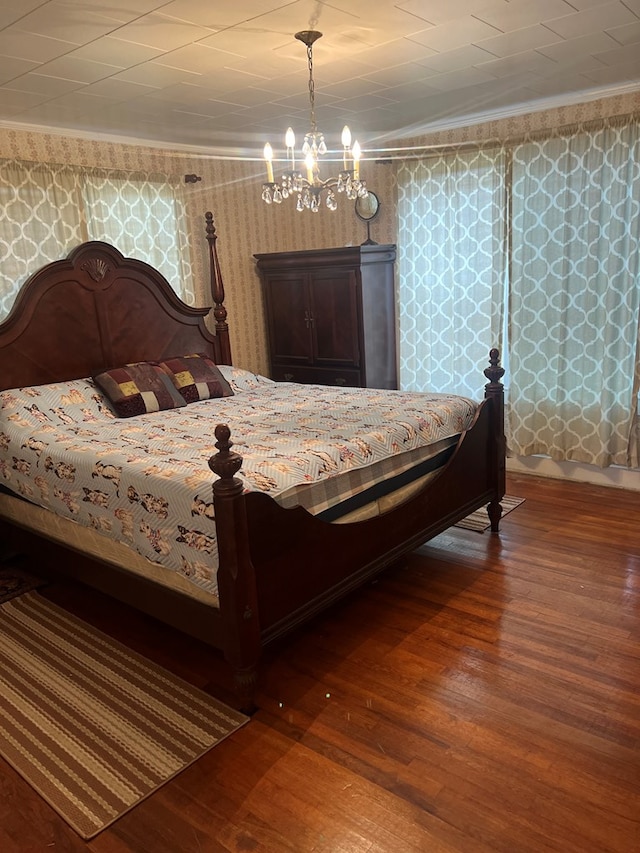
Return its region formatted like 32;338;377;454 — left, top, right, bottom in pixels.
484;347;506;532
204;211;232;365
209;424;260;713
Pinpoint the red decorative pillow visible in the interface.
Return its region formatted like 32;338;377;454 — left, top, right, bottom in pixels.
93;362;186;418
159;353;234;403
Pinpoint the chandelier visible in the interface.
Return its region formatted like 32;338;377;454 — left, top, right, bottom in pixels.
261;30;368;212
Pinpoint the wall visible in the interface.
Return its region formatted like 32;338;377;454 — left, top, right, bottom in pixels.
186;154;396;374
0;127;395;376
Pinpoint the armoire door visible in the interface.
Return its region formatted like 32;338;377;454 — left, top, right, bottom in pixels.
308;269;360;368
263;272;313;365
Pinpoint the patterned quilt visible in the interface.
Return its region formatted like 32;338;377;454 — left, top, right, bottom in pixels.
0;366;478;597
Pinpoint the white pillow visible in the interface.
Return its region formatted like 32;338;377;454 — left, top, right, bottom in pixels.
216;365;275;393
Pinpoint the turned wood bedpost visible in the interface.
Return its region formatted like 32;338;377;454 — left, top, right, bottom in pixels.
205;211;232;365
209;424;260;713
484;347;506;533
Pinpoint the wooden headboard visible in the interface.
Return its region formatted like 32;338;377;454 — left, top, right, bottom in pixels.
0;211;231;391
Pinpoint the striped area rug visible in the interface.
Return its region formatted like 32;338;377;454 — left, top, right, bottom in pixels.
0;591;248;839
455;496;525;532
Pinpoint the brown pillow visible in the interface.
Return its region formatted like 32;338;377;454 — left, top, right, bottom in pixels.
159;353;234;403
93;362;186;418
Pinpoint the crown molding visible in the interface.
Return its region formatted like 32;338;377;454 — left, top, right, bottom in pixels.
391;81;640;144
0;81;639;158
0;119;233;158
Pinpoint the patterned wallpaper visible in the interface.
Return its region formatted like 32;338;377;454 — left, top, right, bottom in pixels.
1;89;638;376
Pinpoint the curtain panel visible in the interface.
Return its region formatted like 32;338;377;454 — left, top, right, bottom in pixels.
397;117;640;469
396;148;507;400
510;123;640;468
0;159;195;322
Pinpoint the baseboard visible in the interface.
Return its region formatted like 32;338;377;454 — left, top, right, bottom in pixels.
507;455;640;492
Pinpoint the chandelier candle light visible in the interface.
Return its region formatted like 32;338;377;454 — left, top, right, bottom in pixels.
262;30;368;212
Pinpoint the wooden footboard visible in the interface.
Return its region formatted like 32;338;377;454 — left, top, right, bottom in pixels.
210;349;506;707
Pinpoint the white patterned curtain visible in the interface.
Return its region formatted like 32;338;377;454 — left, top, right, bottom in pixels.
509;121;640;468
0;161;84;319
396;118;640;469
0;159;195;321
397;148;507;398
82;171;195;304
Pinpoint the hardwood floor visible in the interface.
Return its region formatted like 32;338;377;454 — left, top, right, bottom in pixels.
1;472;638;852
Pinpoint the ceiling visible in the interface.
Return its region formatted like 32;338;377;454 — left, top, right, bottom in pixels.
0;0;639;160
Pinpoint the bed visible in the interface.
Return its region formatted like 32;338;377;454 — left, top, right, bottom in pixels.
0;211;506;710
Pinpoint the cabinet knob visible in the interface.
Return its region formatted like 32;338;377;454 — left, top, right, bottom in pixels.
283;372;294;381
334;377;346;385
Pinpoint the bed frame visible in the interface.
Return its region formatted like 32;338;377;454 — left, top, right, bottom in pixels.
0;212;506;710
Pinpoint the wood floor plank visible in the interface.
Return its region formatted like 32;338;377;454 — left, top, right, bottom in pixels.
0;472;638;851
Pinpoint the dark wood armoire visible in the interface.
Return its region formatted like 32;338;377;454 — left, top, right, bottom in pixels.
254;244;397;389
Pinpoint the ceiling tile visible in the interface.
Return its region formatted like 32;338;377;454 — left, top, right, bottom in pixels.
0;30;78;63
10;102;88;124
0;56;40;85
0;1;51;30
543;1;639;40
68;36;165;66
427;66;497;90
316;2;436;42
319;77;388;100
3;73;83;97
154;43;245;74
408;17;502;52
474;0;576;32
321;93;396;113
39;89;123;111
396;0;495;27
80;78;159;99
157;0;291;28
311;58;380;86
536;31;621;61
361;62;440;88
416;44;499;73
31;55;124;84
475;24;564;57
354;38;439;67
476;50;557;78
56;0;170;18
370;78;442;101
525;71;597;96
0;88;54;110
15;6;123;45
113;62;202;87
111;12;216;52
582;56;640;84
592;41;640;66
606;21;640;45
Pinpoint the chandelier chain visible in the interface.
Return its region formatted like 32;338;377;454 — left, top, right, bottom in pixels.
307;43;317;133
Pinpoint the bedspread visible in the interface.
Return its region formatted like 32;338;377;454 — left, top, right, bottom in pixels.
0;368;477;597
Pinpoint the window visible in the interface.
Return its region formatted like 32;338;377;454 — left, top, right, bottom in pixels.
397;148;507;400
0;160;194;321
397;117;640;468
